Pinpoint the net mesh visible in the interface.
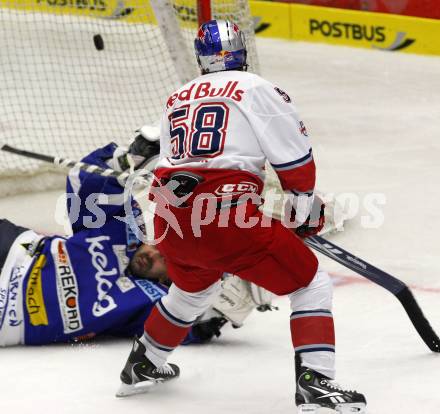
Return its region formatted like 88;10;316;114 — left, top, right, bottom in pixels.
0;0;258;195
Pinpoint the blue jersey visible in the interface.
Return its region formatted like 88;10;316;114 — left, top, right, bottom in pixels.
0;143;198;346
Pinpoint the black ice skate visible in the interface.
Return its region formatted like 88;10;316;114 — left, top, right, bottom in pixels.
116;336;180;397
296;368;367;414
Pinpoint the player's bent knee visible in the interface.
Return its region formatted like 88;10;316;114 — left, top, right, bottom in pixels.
288;267;333;312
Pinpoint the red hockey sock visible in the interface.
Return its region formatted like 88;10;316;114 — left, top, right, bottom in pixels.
143;300;193;351
290;309;335;353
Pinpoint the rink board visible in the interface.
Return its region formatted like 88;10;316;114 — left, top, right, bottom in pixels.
250;1;440;57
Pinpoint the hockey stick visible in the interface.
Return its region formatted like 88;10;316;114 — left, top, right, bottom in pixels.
1;144;151;187
305;235;440;353
4;144;439;352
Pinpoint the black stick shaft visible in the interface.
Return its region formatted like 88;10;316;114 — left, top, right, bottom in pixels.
305;235;440;353
1;144;150;186
2;144;56;163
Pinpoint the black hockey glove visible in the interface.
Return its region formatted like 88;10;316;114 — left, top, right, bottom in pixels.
129;133;160;159
191;317;228;343
294;195;325;239
118;134;160;171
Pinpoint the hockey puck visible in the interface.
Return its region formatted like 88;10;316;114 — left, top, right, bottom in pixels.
93;34;104;51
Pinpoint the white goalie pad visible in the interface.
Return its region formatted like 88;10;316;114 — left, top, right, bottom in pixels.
250;283;275;310
212;274;275;327
212;275;255;327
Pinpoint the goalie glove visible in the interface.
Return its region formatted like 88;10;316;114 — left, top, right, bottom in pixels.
191;316;228;343
110;124;160;173
212;275;275;328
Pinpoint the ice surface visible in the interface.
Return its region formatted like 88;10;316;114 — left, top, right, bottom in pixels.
0;38;439;413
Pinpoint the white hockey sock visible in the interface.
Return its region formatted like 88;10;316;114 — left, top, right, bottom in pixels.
139;333;170;368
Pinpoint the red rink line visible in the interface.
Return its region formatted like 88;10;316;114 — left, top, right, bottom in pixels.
19;230;440;295
329;273;440;294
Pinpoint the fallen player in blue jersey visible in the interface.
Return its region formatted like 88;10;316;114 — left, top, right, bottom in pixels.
0;132;272;346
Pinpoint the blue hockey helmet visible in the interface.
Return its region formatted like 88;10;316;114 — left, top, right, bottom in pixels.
194;20;247;74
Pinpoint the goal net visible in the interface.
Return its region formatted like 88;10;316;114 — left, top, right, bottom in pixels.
0;0;259;196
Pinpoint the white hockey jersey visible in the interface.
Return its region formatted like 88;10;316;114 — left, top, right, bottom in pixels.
157;70;315;195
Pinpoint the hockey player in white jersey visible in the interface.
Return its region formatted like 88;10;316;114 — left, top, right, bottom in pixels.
118;20;367;413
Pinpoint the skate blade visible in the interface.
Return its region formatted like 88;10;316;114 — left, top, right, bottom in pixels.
298;405;337;414
115;380;159;398
334;403;366;414
298;403;366;414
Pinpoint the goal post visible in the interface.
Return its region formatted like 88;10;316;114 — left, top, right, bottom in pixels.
0;0;259;196
150;0;198;84
197;0;212;25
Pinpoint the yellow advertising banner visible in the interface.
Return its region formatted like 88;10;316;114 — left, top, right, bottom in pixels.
0;0;202;25
0;0;127;19
249;1;440;57
288;4;440;56
0;0;163;23
1;0;439;56
250;0;290;39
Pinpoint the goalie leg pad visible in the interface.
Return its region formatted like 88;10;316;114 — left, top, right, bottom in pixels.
212;275;255;327
250;283;275;310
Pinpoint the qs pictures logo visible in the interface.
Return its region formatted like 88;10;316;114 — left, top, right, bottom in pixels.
309;19;415;51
